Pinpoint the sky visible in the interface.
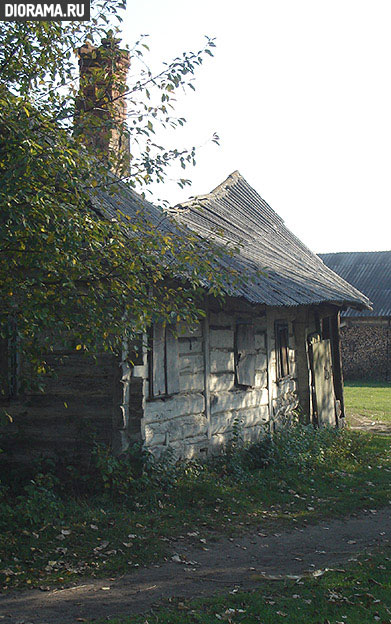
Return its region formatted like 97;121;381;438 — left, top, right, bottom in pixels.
121;0;391;253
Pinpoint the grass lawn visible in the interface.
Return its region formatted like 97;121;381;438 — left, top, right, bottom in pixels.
344;381;391;422
1;430;390;591
101;548;391;624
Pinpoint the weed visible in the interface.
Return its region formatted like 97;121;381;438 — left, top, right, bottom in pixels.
0;428;389;589
209;424;367;481
0;471;64;530
271;424;369;472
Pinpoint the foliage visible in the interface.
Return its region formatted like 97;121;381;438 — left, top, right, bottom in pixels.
209;423;368;481
18;473;64;526
89;443;180;497
0;430;390;589
90;443;139;496
271;423;369;471
0;3;243;390
208;418;274;480
0;471;63;530
0;425;375;501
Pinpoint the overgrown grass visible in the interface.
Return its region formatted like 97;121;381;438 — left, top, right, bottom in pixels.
345;381;391;422
0;427;390;590
101;548;391;624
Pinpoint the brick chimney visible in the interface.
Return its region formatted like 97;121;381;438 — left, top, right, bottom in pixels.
75;36;130;177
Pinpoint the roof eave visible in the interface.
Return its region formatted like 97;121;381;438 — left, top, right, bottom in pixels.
339;300;373;312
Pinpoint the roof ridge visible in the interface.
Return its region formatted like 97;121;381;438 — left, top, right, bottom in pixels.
175;170;242;209
319;250;391;256
172;173;371;310
207;170;241;197
95;172;371;310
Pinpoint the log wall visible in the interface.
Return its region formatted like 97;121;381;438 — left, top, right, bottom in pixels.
1;302;339;466
142;318;208;459
1;351;123;468
207;303;269;453
139;300;308;458
266;307;299;428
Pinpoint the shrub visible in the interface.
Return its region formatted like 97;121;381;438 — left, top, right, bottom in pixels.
271;424;368;471
0;471;64;530
208;423;370;480
89;442;182;499
90;443;139;497
210;421;274;481
0;423;373;528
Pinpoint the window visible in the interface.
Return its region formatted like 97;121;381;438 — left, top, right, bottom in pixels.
149;323;179;398
234;322;256;387
127;334;144;367
275;321;290;379
321;316;331;340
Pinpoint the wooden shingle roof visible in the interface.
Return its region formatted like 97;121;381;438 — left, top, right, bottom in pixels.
175;171;370;309
92;171;371;310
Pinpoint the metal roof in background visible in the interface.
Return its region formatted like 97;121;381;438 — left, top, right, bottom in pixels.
91;171;371;310
319;251;391;317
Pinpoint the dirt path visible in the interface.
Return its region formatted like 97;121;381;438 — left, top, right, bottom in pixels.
347;413;391;434
1;508;391;624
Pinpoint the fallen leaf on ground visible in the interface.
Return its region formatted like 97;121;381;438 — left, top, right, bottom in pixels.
171;554;182;563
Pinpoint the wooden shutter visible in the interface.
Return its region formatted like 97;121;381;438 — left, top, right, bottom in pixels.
165;325;180;395
152;323;166;396
235;323;256;386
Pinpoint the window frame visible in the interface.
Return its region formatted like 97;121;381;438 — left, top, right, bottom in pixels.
234;321;256;388
148;322;180;399
275;321;290;380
